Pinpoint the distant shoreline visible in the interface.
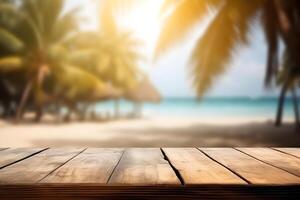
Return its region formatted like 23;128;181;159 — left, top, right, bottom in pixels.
161;96;299;100
93;97;299;119
0;115;294;126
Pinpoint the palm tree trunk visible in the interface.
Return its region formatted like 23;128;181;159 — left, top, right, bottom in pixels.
78;105;88;121
64;105;73;122
275;81;289;126
291;87;300;127
2;101;11;118
114;99;120;118
133;103;138;117
54;102;62;123
34;106;43;122
137;102;143;117
16;80;33;122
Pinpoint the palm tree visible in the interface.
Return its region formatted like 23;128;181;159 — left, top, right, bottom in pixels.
0;0;80;121
68;30;143;118
97;32;143;92
49;63;111;122
100;33;144;118
155;0;300;126
276;49;300;127
0;0;26;117
96;0;144;117
0;0;141;122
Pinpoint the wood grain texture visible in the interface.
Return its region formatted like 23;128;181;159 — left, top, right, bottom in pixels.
41;148;123;183
0;148;45;169
200;148;300;184
108;148;180;185
274;148;300;158
237;148;300;177
163;148;246;185
0;148;84;183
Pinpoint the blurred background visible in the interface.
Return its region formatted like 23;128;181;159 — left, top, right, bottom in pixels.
0;0;299;147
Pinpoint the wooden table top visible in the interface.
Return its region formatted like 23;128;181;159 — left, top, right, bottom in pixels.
0;147;299;199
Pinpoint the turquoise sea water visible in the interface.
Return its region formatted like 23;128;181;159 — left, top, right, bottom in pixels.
95;97;299;118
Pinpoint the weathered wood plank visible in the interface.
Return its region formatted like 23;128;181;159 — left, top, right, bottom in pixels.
163;148;246;185
0;148;45;169
108;148;180;185
200;148;300;184
237;148;300;177
274;148;300;158
41;148;123;183
0;148;84;183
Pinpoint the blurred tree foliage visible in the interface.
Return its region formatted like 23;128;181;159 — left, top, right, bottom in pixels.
0;0;143;122
156;0;300;127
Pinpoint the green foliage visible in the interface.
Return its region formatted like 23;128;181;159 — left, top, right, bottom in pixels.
96;31;143;91
0;0;143;121
67;30;143;93
0;56;23;72
0;28;24;52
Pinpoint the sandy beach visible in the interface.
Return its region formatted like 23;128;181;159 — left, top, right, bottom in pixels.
0;117;299;147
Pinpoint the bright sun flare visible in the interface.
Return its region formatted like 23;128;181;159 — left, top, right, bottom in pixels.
115;0;165;70
74;0;164;54
116;0;164;45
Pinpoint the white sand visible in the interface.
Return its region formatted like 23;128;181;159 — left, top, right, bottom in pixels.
0;117;299;147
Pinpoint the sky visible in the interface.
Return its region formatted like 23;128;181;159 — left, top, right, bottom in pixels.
65;0;278;98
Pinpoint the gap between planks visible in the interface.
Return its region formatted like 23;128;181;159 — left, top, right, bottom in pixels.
107;148;180;185
40;148;179;185
1;148;300;186
197;148;251;184
106;149;125;184
0;148;86;183
235;148;300;178
162;148;248;185
271;148;300;159
0;148;48;170
160;148;185;185
38;148;87;183
39;148;124;184
200;148;300;184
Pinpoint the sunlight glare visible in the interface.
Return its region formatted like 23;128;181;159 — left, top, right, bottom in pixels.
116;0;164;53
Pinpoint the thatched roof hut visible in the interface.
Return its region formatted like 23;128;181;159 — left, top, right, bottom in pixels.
125;77;161;103
101;84;122;100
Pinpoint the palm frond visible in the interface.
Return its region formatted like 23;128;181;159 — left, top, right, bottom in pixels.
0;56;24;72
42;0;64;35
191;0;262;96
54;63;108;101
261;1;279;86
155;0;222;60
52;6;80;43
0;27;24;52
0;2;18;16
